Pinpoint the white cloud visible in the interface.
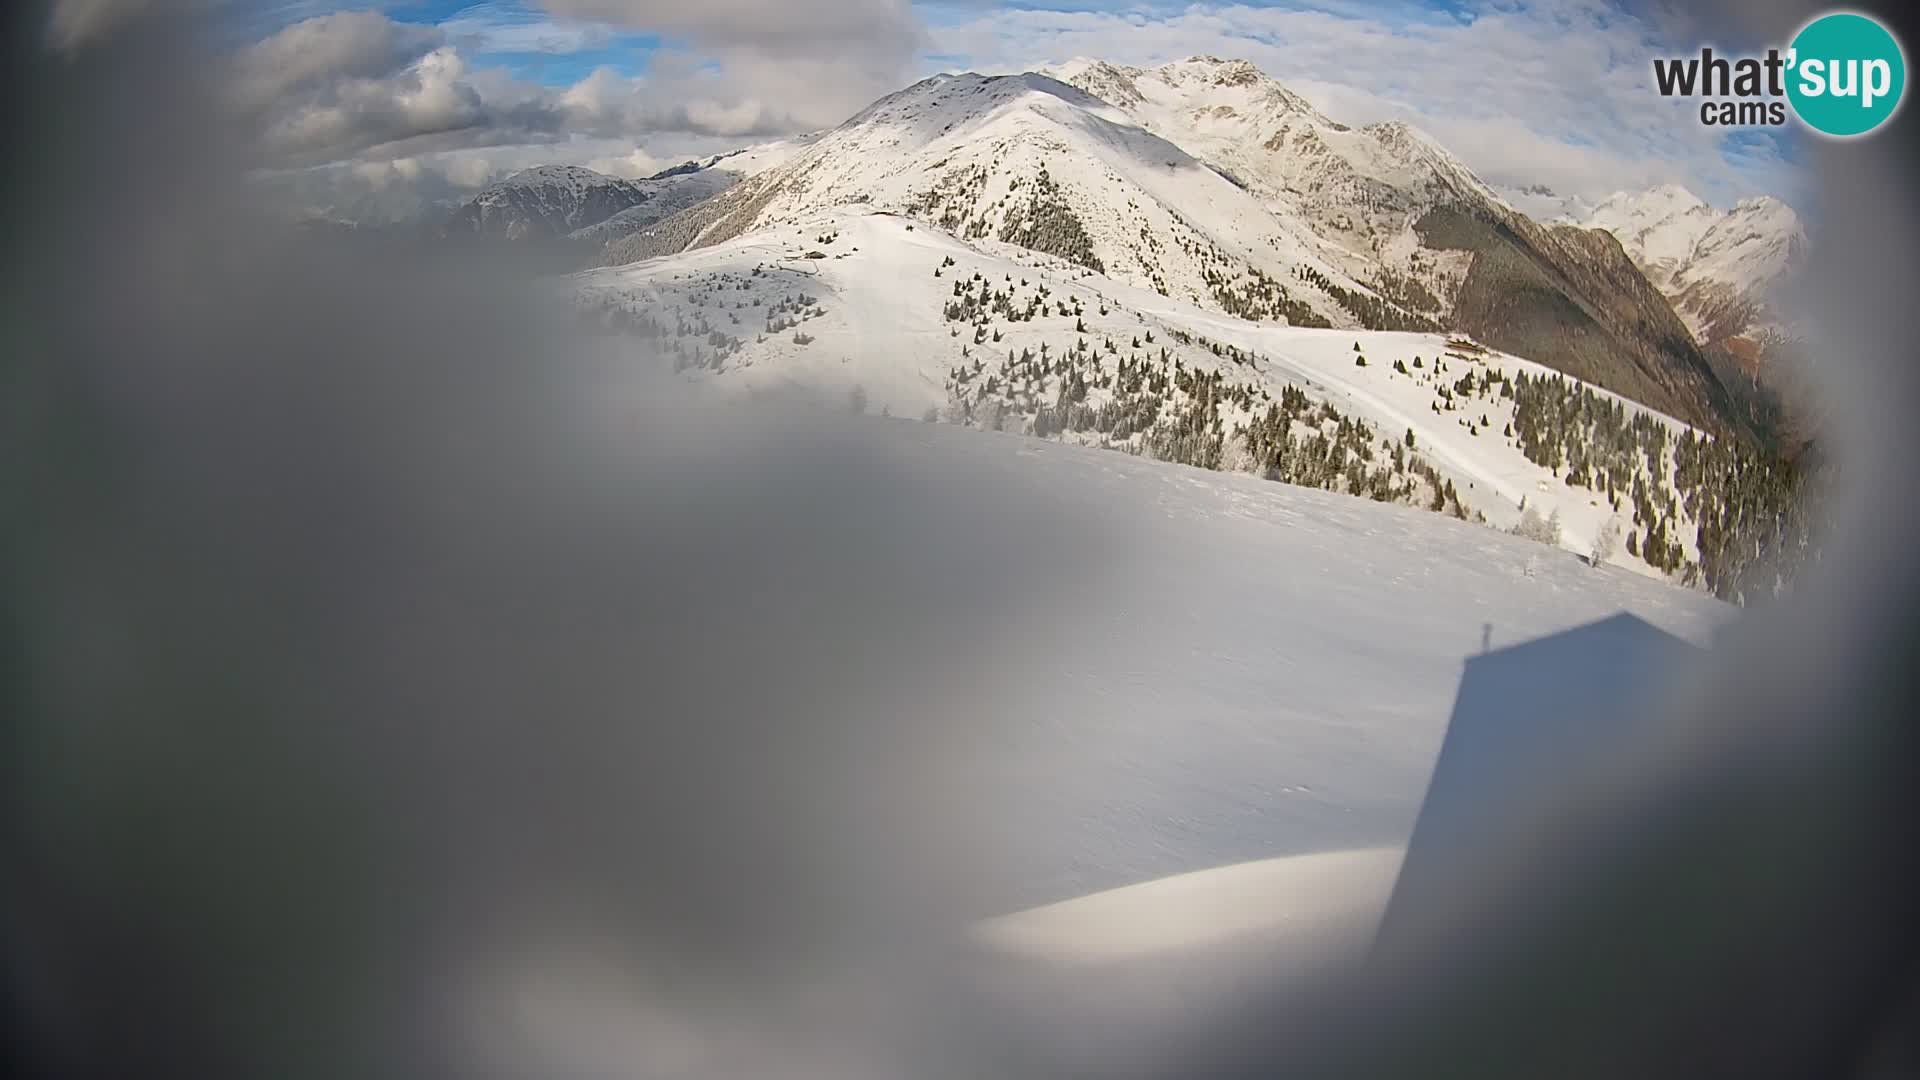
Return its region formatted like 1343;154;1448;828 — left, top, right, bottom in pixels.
350;155;425;189
393;46;485;131
237;13;574;165
234;9;442;111
535;0;924;58
556;57;844;138
441;152;500;188
536;0;928;133
232;6;886;170
584;146;665;178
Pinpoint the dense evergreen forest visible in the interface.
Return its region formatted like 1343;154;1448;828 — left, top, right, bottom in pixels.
1507;370;1819;603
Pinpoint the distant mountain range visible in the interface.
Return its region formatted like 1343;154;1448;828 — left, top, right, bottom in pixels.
436;137;820;246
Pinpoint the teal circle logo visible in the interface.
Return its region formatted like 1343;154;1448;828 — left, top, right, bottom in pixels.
1787;11;1906;137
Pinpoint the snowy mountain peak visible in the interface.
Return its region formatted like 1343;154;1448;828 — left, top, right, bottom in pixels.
1176;55;1267;86
1360;119;1488;189
1650;182;1707;209
603;59;1363;320
1093;55;1327;120
1582;185;1723;288
496;164;620;194
1589;184;1712;226
1577;184;1805;343
1726;194;1802;230
1595;182;1702;209
1051;55;1501;266
846;69;1130;140
1053;57;1146;107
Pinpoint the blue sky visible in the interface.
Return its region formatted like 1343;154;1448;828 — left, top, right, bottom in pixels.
405;2;661;84
233;1;1809;207
268;2;1498;87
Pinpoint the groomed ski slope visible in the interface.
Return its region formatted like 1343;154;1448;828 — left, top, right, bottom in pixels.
577;210;1706;580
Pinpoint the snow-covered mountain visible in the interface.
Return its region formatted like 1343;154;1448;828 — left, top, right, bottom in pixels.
1047;58;1733;433
1666;197;1806;344
1050;57;1497;283
445;164;666;240
1579;185;1806;345
604;57;1735;433
438;134;827;246
564;168;738;244
604;70;1358;326
568;136;826;245
1583;184;1722;289
441;164;714;239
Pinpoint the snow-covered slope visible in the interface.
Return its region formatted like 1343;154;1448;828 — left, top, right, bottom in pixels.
576;208;1718;583
688;132;824;178
1579;186;1806;344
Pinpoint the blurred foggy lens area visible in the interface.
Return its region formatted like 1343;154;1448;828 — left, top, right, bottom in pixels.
7;2;1919;1079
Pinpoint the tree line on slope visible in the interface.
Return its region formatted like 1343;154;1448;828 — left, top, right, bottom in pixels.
933;275;1472;518
1507;369;1818;602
